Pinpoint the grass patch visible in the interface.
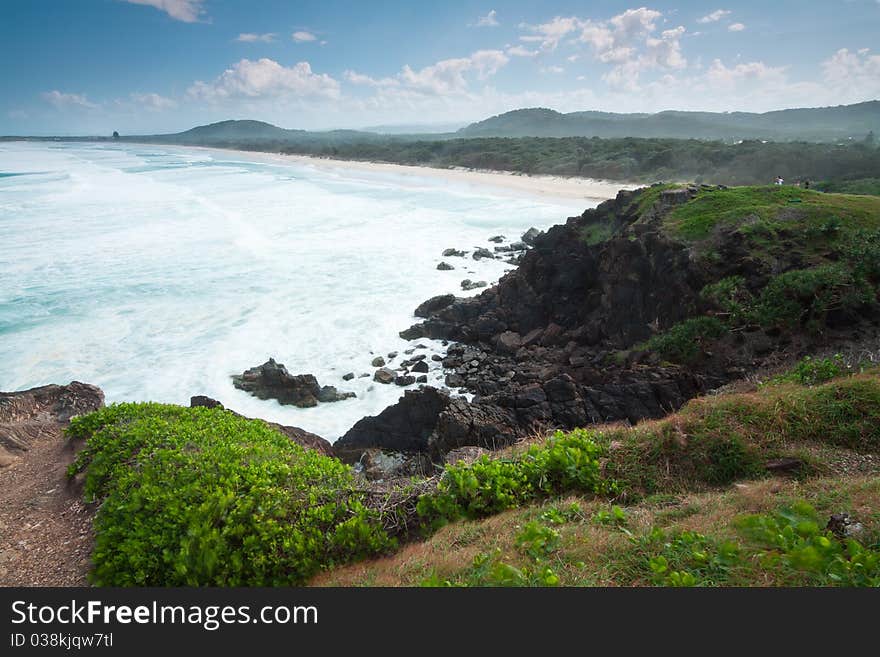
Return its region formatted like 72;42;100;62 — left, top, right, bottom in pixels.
605;369;880;496
662;185;880;242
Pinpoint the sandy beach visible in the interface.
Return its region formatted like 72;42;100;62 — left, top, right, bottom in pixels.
182;145;637;202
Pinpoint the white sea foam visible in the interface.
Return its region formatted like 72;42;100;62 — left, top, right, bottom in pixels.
0;142;607;440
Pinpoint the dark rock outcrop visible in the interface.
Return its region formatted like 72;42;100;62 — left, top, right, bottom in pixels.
335;387;453;459
232;358;354;407
0;382;105;467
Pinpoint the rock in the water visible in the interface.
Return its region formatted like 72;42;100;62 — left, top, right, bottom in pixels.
437;262;455;271
318;385;356;403
488;235;505;243
411;360;429;373
231;358;353;407
461;279;487;291
190;395;223;409
342;372;355;381
442;248;467;257
374;368;396;384
416;375;428;383
521;227;542;245
395;374;416;386
415;294;456;318
371;356;386;367
387;351;398;359
473;247;494;260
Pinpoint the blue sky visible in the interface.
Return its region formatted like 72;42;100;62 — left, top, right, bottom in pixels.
2;0;879;134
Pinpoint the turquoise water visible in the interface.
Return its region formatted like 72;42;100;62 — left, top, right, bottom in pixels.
0;141;597;439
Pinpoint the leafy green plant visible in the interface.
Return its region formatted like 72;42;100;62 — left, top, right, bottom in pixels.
416;429;614;524
634;528;742;587
736;503;880;586
67;403;393;586
421;522;563;587
540;503;583;525
767;354;847;386
593;505;628;527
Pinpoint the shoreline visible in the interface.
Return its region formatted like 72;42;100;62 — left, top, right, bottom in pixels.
151;143;638;202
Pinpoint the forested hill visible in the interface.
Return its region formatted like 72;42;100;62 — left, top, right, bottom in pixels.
457;102;880;141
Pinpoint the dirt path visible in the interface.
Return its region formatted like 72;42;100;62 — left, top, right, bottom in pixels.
0;383;103;586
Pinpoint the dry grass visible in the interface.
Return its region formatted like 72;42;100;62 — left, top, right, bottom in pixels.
312;476;880;587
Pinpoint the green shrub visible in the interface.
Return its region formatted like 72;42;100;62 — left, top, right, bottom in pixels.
768;355;846;386
416;429;613;524
752;264;873;330
642;316;726;363
701;276;752;325
67;403;392;586
842;228;880;281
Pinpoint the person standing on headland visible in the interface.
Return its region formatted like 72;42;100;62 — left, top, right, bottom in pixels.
774;175;784;185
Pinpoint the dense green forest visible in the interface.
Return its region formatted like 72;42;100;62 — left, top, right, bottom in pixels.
271;136;880;186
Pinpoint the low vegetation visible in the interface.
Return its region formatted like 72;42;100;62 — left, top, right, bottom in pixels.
67;404;392;586
68;362;880;586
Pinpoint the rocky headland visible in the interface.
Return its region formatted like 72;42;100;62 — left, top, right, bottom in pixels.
335;183;880;472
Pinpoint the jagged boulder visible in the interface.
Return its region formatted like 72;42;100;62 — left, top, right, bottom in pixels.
334;387;452;458
231;358;354;407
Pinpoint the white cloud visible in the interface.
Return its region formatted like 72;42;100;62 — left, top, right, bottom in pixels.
292;31;318;43
728;22;746;32
608;7;661;42
473;10;499;27
187;58;340;101
697;9;731;24
704;59;787;87
344;70;399;88
121;0;205;23
523;9;686;91
347;49;509;97
822;48;880;96
506;45;539;57
236;33;276;43
540;65;565;74
41;90;98;109
519;16;580;51
128;92;178;110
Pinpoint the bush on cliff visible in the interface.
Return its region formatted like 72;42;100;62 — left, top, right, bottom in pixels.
67;403;392;586
416;429;614;525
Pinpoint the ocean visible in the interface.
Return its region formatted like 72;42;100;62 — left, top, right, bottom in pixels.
0;141;600;440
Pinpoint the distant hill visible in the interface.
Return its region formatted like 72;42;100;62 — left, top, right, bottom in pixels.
171;119;304;142
457;101;880;142
139;119;385;146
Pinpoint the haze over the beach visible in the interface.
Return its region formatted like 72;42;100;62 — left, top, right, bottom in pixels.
2;0;879;136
